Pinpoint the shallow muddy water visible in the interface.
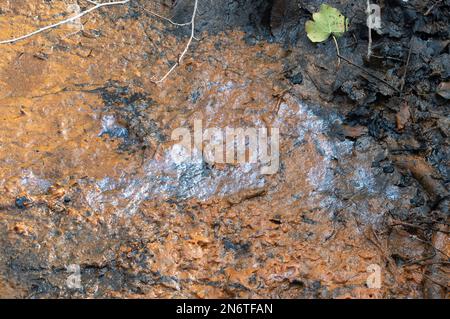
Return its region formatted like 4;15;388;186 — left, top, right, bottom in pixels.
0;1;448;298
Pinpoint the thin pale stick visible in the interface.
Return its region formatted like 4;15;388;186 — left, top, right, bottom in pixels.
0;0;130;45
152;0;198;84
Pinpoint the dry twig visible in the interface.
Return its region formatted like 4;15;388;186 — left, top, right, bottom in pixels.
400;39;413;93
0;0;131;45
150;0;199;84
0;0;199;83
337;54;401;92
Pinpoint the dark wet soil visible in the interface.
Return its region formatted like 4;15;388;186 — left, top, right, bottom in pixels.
0;0;448;298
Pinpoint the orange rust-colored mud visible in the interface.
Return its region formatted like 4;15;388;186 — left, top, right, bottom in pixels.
0;1;447;298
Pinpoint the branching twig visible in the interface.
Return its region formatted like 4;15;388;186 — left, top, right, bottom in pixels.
0;0;130;45
139;4;192;26
151;0;198;84
0;0;198;83
423;273;448;289
390;220;450;235
337;54;401;92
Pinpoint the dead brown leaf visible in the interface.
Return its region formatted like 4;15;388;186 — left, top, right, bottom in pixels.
341;125;368;138
437;81;450;99
396;101;411;131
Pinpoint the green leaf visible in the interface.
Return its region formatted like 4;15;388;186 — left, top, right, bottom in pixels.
305;4;348;43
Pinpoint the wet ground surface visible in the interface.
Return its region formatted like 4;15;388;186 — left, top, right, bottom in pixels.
0;0;448;298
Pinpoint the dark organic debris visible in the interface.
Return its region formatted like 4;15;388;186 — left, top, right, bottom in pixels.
15;196;32;210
